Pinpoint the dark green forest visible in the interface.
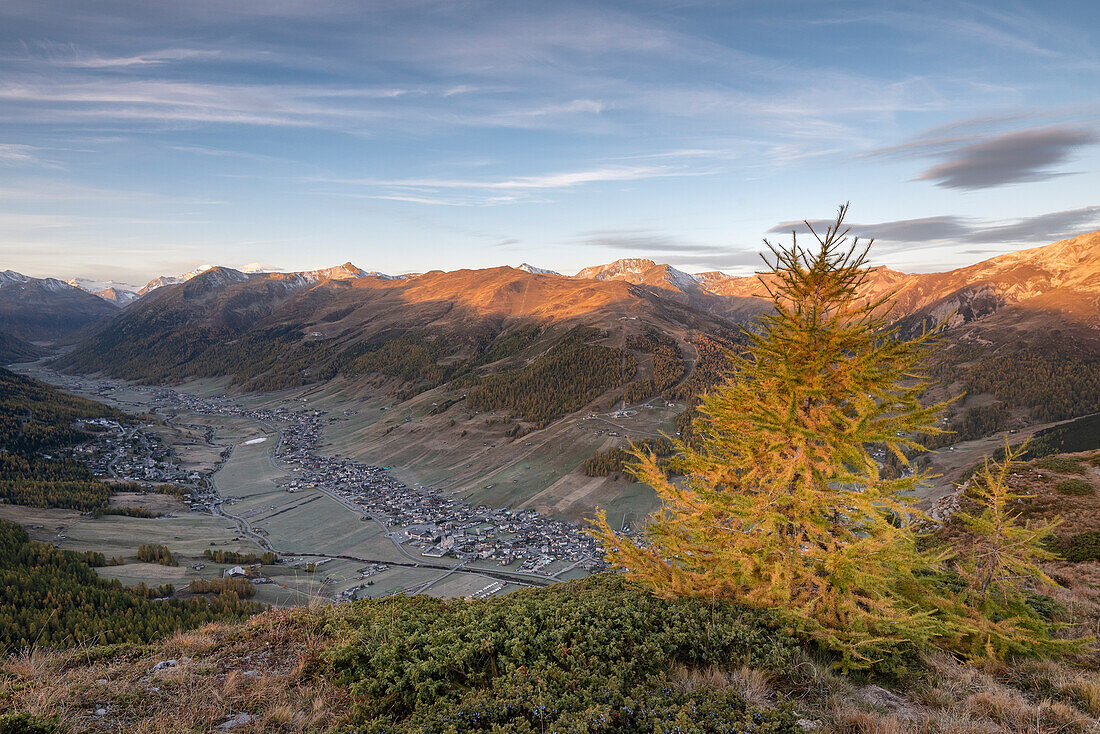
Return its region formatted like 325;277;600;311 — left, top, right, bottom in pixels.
622;329;687;404
0;520;261;653
0;368;127;454
0;368;141;512
466;327;637;424
0;331;44;365
933;343;1100;423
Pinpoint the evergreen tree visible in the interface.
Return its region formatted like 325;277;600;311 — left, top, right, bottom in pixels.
592;204;956;669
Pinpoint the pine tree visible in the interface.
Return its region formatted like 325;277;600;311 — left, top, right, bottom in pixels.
591;204;957;669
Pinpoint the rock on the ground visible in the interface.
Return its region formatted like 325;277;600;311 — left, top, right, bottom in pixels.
218;713;254;730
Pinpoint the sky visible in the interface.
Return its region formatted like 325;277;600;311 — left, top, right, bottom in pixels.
1;0;1098;285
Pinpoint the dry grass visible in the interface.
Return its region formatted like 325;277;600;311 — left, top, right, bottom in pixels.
813;651;1100;734
0;608;349;733
669;664;775;707
829;710;919;734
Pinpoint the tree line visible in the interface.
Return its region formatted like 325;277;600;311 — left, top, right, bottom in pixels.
203;548;278;564
137;544;177;566
583;437;675;479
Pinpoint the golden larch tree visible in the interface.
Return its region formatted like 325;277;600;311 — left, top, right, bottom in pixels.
952;444;1078;659
592;204;957;668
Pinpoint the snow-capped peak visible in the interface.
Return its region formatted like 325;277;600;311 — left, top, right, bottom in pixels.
288;262;397;283
40;277;80;294
67;278;141;306
662;266;702;293
0;270;30;287
517;263;561;276
138;265;215;295
574;258;658;280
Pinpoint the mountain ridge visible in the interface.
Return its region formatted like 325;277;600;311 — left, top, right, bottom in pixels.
0;269;118;342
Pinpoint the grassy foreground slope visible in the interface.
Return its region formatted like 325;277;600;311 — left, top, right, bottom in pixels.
5;571;1100;733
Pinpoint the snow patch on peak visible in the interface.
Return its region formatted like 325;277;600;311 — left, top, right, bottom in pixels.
40;277;79;294
138;265;215;295
95;287;140;306
67;278;141;305
291;262;397;283
200;266;248;284
517;263;560;276
0;270;30;287
661;266;702;293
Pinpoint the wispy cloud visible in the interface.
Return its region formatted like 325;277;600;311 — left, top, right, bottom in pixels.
49;48;231;69
578;229;725;255
768;216;970;243
400;166;699;190
0;142;45;166
310;164;714;205
0;178;222;204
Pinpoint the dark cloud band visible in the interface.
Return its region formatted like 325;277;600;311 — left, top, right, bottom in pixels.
915;126;1097;189
767;206;1100;247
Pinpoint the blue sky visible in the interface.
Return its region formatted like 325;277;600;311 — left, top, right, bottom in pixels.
1;0;1098;284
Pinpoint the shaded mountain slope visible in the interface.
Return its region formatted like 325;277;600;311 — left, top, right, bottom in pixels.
57;265;753;416
0;270;118;343
0;331;45;365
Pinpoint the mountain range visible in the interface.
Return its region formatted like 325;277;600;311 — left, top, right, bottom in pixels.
6;229;1099;422
1;229;1097;521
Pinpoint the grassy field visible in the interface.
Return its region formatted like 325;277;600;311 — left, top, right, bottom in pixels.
107;491;187;514
422;571;508;598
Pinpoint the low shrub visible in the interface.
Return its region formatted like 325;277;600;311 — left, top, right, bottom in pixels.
327;575;800;732
1055;479;1093;496
0;713;55;734
1037;457;1086;475
1063;531;1100;562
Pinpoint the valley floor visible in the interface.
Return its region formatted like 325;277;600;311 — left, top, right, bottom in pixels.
5;365;602;605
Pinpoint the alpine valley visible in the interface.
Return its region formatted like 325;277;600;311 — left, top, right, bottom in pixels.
2;229;1097;526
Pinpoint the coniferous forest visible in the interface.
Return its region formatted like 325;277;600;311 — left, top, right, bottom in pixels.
0;368;139;512
0;520;261;653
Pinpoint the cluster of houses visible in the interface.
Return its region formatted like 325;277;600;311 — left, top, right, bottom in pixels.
67;418;200;488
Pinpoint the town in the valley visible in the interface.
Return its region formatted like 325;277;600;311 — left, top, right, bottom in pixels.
56;375;606;601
